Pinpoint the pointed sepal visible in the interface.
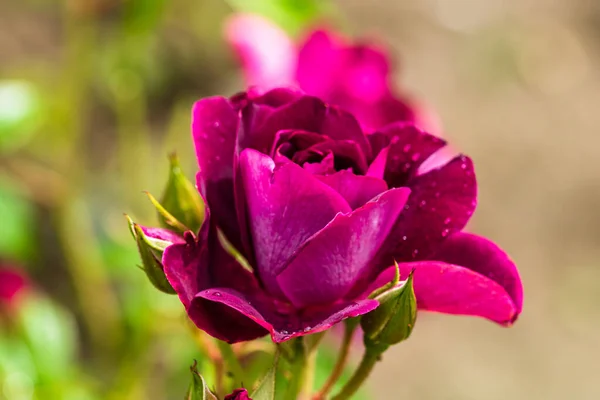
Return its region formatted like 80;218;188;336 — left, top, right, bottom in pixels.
160;153;204;233
187;361;219;400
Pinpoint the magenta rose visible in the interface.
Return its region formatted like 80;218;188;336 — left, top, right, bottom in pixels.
0;264;28;310
225;14;439;134
148;87;522;344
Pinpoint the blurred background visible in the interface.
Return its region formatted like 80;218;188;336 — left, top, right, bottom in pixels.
1;0;599;399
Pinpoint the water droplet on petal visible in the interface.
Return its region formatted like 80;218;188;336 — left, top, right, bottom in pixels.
213;291;221;297
303;326;312;332
443;217;452;225
213;121;220;128
411;152;421;162
411;249;419;258
402;236;408;241
434;191;441;198
460;163;467;170
419;200;427;208
402;144;412;153
441;228;450;237
391;136;400;144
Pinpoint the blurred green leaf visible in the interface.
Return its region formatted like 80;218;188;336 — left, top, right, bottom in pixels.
17;295;78;381
0;80;42;153
0;177;36;262
225;0;333;36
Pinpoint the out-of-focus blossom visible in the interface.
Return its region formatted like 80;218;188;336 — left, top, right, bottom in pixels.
225;14;440;135
147;87;522;344
0;264;28;309
224;388;251;400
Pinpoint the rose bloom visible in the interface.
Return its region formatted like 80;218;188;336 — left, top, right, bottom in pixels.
225;14;440;135
144;87;522;344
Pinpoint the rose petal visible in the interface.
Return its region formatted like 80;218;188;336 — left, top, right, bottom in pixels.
225;389;251;400
379;155;477;267
239;149;351;298
296;30;340;98
198;288;378;342
192;97;243;251
277;188;410;308
293;139;368;174
303;152;336;175
374;261;519;326
318;170;388;209
139;226;185;245
381;123;447;188
225;14;297;91
321;106;371;159
433;232;523;319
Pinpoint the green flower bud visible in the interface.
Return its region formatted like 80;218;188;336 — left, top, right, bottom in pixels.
187;361;218;400
361;269;417;353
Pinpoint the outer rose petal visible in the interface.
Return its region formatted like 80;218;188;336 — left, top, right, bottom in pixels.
318;170;388;209
192;97;243;251
433;232;523;319
380;155;477;268
225;14;297;91
225;389;252;400
296;30;340;98
239;149;351;298
380;123;447;188
374;261;519;326
138;226;185;245
198;288;378;343
277;188;410;308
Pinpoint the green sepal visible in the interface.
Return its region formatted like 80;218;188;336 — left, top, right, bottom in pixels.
126;214;176;294
160;153;204;233
251;349;279;400
187;360;218;400
361;268;417;352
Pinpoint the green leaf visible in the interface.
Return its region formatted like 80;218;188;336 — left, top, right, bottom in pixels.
251;350;279;400
225;0;334;36
126;215;176;294
0;177;36;262
361;271;417;351
160;153;204;233
187;361;218;400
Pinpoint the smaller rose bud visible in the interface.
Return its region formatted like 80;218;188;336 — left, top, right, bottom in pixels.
225;389;252;400
160;153;204;233
361;267;417;353
126;215;177;294
187;360;218;400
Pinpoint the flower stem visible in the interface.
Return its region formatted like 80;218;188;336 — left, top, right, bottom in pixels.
331;348;380;400
284;338;307;400
314;322;357;399
300;344;318;400
216;339;247;389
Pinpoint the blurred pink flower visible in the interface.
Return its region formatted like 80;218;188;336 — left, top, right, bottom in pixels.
0;264;28;309
225;14;440;135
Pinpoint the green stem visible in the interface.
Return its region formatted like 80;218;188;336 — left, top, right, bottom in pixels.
216;340;247;389
315;322;358;399
331;348;380;400
284;338;307;400
300;344;318;400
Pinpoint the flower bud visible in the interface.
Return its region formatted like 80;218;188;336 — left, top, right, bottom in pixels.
225;389;252;400
160;153;204;233
361;270;416;353
126;215;176;294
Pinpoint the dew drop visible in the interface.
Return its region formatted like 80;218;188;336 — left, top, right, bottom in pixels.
411;249;419;258
213;291;221;297
215;155;221;161
402;235;407;241
419;200;427;208
443;217;452;225
411;152;421;162
213;121;221;128
441;228;450;237
391;136;400;144
402;144;412;153
280;330;289;335
460;163;467;170
402;162;411;172
303;326;312;332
